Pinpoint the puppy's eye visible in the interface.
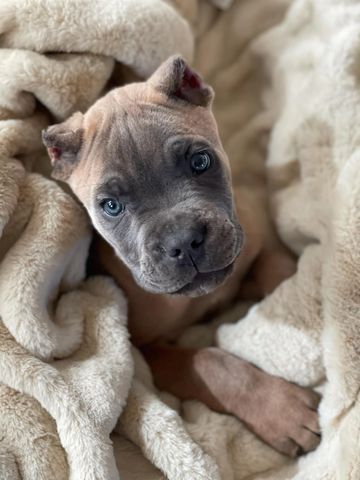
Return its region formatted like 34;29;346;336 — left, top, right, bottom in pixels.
100;198;125;217
190;152;211;173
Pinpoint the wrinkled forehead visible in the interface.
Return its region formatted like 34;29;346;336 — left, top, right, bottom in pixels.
95;104;190;166
84;89;220;162
73;86;225;201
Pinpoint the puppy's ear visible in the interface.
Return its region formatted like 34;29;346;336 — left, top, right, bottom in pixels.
149;55;214;107
42;112;84;181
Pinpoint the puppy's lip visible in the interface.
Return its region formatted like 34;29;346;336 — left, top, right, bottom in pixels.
165;228;245;296
168;261;235;296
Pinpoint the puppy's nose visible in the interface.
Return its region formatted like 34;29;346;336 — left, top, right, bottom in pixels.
162;225;206;262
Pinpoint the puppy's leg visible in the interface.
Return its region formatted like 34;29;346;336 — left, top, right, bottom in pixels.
231;184;297;299
142;344;321;457
240;247;297;299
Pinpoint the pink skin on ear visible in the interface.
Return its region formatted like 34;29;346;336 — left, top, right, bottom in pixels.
48;147;61;164
175;65;202;99
182;65;202;89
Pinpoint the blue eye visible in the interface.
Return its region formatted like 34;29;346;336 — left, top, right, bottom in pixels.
190;152;211;173
100;198;125;217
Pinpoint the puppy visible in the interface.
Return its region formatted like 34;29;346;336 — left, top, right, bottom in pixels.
43;56;321;457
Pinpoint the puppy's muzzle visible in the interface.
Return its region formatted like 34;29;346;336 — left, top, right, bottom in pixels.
141;211;243;295
158;222;206;268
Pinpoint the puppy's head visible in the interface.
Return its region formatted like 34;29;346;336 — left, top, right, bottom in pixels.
43;56;244;296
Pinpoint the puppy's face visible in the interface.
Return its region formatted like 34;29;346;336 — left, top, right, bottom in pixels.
43;56;243;296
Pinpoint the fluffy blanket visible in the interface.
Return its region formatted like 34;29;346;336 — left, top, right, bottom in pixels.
0;1;198;479
178;1;360;479
1;1;360;480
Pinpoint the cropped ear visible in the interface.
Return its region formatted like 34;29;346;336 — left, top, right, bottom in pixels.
149;55;214;107
42;112;84;181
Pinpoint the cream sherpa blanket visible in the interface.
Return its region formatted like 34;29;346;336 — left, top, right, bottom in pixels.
1;0;360;479
0;1;199;479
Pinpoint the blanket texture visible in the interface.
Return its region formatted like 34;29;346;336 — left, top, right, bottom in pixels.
1;0;360;479
180;1;360;479
0;1;198;479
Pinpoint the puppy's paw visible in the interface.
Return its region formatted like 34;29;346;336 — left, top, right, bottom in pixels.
242;375;321;457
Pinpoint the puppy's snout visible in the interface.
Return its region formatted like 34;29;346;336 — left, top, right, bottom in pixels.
160;224;206;263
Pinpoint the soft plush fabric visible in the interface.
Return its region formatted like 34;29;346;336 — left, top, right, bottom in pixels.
0;1;199;479
117;1;360;478
1;0;360;479
174;1;360;479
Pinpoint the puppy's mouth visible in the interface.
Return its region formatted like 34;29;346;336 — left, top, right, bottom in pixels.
167;261;235;297
136;221;244;297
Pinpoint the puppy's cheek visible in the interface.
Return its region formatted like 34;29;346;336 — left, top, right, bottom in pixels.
216;220;233;245
139;256;165;284
235;224;245;255
137;256;157;286
206;223;237;261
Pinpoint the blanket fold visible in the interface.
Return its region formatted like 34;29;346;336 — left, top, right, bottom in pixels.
0;1;196;478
